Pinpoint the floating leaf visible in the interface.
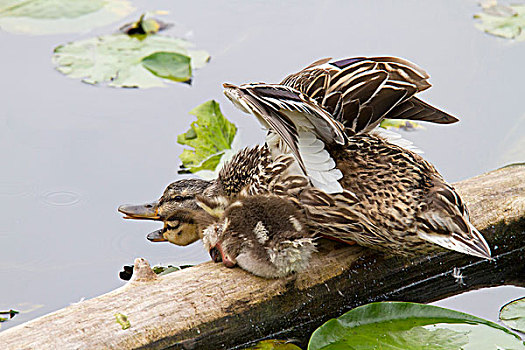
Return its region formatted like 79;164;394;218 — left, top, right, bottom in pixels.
474;2;525;40
308;302;525;350
119;263;193;280
0;0;135;35
120;13;171;35
115;313;130;330
379;119;422;131
500;296;525;333
0;309;19;319
53;34;210;88
142;52;191;83
245;340;302;350
177;100;237;174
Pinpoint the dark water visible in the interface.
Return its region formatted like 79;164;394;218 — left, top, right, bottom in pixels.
1;0;524;332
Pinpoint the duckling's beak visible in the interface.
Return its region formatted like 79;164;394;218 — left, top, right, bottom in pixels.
118;201;160;220
210;242;236;268
147;229;167;242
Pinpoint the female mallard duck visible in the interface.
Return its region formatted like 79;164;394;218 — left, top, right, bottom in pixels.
120;56;491;260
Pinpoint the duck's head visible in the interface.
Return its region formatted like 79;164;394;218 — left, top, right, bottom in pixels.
118;179;216;245
202;195;317;278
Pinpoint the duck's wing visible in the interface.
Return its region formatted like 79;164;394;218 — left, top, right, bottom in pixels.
281;56;458;134
224;83;346;193
416;183;491;259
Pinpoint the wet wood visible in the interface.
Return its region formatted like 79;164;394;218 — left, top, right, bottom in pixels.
1;164;524;350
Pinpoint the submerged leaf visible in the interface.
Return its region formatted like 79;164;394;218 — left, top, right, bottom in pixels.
308;302;525;350
500;296;525;333
245;340;302;350
0;0;135;35
53;34;210;88
177;100;237;174
142;52;191;83
115;313;130;330
474;2;525;40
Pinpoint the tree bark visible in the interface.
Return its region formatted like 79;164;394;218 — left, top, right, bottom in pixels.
1;164;524;350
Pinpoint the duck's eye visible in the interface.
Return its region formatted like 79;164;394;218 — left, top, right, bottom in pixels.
167;223;180;230
174;195;184;201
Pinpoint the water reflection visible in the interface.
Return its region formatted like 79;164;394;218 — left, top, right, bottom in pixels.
0;0;523;333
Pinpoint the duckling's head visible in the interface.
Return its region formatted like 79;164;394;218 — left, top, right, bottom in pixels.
118;178;216;245
202;195;317;278
146;215;202;246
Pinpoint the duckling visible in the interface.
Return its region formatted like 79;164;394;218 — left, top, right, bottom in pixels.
161;194;316;278
222;56;491;259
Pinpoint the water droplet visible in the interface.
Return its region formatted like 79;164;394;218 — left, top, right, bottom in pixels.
40;191;81;206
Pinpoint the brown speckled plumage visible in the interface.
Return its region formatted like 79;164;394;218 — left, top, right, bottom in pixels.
119;55;491;268
201;195;316;278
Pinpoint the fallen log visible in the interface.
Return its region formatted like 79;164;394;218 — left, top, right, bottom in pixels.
1;164;524;350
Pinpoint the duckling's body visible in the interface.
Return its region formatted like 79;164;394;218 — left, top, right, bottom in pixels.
201;195;316;278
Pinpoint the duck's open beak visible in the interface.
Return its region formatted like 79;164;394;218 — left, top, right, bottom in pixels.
118;201;160;220
146;229;167;242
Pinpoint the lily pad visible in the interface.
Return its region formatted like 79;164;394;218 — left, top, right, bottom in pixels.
142;52;191;83
0;0;135;35
308;302;525;350
53;34;210;88
500;297;525;333
474;2;525;40
177;100;237;175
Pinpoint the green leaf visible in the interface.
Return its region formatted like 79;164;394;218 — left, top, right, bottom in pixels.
245;340;303;350
120;13;171;36
0;309;19;319
0;0;135;35
53;34;210;88
151;264;193;276
115;313;130;330
308;302;525;350
379;119;422;131
177;100;237;174
474;3;525;41
500;296;525;333
142;52;192;83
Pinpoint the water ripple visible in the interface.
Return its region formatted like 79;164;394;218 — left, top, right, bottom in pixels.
40;191;81;206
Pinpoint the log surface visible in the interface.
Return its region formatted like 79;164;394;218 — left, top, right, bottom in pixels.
1;164;524;350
